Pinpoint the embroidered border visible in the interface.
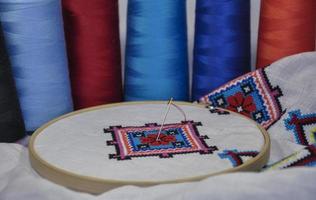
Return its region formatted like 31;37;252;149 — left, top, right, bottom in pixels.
266;144;316;170
104;121;218;160
200;69;283;129
218;149;259;167
284;110;316;145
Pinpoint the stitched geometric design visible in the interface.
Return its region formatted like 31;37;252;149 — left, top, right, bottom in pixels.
200;69;283;129
218;149;259;167
267;144;316;170
104;121;218;160
284;110;316;145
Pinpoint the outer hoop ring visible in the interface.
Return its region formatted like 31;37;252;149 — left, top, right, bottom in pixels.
29;101;270;194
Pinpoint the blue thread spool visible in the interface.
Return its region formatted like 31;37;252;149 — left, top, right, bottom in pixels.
0;0;73;132
124;0;189;101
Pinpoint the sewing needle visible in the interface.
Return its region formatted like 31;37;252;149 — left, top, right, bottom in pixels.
156;98;173;141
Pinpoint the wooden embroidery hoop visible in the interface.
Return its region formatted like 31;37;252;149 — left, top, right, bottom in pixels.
29;101;270;194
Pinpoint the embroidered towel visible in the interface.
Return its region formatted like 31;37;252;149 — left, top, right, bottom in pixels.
200;52;316;166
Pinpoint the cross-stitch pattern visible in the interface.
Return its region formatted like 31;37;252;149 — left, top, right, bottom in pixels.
200;69;283;129
104;121;218;160
267;144;316;170
218;149;259;167
284;110;316;146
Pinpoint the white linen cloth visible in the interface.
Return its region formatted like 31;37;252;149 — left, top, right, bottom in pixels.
1;143;316;200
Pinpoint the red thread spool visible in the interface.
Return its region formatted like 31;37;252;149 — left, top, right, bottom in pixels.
63;0;122;109
256;0;316;68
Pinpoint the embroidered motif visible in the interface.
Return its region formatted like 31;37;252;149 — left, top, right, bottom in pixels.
284;110;316;145
226;92;256;118
267;144;316;170
200;69;283;129
311;128;316;144
104;121;218;160
218;149;259;167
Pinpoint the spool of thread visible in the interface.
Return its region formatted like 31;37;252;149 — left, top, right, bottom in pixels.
192;0;251;101
0;0;73;132
124;0;189;101
63;0;123;109
256;0;316;68
0;22;25;142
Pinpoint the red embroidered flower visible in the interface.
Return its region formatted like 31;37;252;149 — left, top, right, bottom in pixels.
226;92;256;117
140;133;176;146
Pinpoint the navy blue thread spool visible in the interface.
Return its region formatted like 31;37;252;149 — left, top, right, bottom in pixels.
192;0;251;100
